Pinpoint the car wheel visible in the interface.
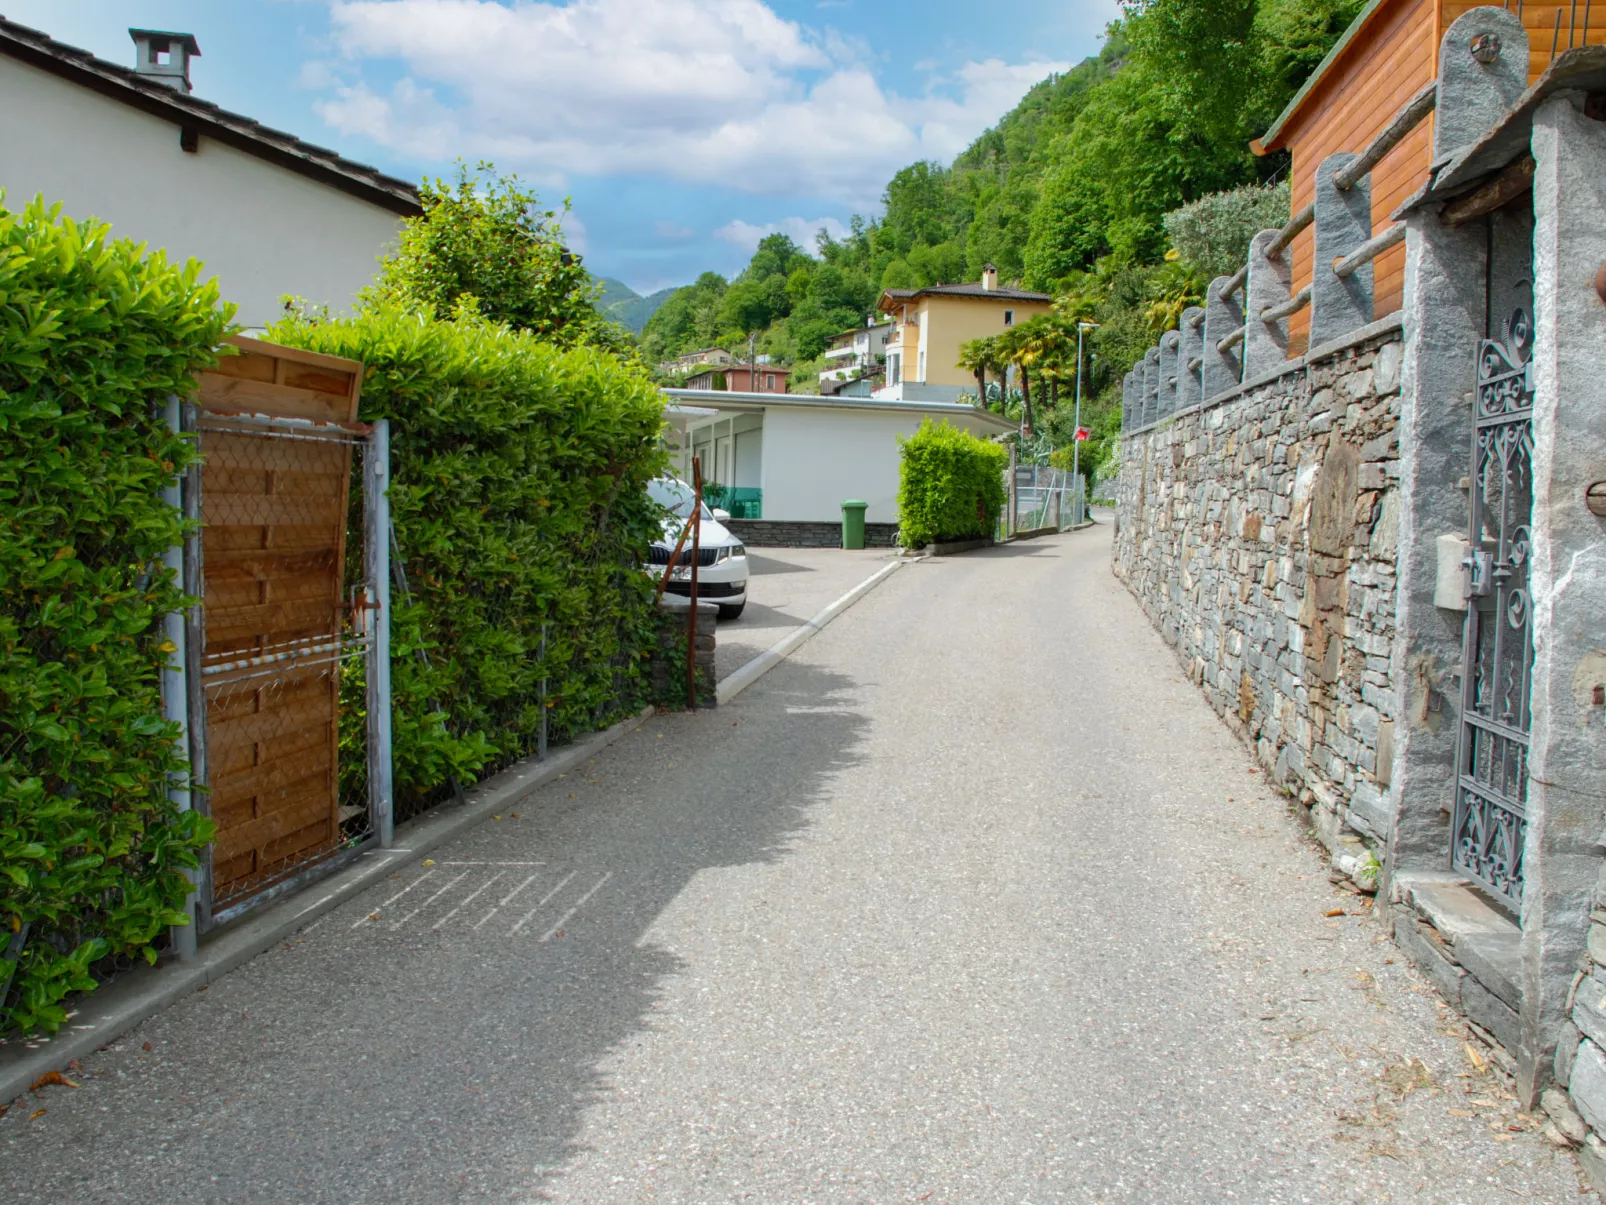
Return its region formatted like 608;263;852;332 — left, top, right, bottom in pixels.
717;602;746;621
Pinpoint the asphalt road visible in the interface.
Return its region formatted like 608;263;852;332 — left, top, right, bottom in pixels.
1;526;1589;1203
714;546;893;682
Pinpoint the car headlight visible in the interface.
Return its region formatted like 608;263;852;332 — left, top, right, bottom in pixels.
729;543;745;559
715;544;742;563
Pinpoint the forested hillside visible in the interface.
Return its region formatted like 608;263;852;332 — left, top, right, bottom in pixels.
642;0;1364;439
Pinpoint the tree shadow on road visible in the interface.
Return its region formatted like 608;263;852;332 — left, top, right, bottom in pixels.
0;661;869;1205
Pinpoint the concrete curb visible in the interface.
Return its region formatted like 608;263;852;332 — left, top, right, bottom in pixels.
0;705;654;1105
716;561;902;705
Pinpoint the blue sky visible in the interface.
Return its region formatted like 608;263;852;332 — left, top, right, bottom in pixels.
7;1;1121;294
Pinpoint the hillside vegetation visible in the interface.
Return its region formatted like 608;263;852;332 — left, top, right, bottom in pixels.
642;0;1364;441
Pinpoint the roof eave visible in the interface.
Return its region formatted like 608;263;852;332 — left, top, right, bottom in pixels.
0;19;421;216
1256;0;1391;155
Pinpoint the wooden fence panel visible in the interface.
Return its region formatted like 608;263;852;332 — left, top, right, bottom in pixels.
196;336;365;915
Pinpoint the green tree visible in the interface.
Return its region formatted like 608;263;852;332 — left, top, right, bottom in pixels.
367;160;624;352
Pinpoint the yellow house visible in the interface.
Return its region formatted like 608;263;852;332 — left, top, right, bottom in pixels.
874;265;1052;402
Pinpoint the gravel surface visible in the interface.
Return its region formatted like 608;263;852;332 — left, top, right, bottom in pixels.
1;525;1591;1203
715;546;894;681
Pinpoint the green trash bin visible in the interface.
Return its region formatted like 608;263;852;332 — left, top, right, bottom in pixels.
841;499;868;550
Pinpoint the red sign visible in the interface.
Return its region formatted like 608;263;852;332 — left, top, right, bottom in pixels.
1074;427;1091;442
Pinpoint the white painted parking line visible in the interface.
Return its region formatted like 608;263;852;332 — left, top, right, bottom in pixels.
350;869;437;929
509;871;578;936
430;872;504;930
472;873;541;931
537;873;612;943
438;861;545;867
391;871;469;929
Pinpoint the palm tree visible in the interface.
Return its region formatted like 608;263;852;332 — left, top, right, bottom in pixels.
997;325;1037;437
956;336;995;404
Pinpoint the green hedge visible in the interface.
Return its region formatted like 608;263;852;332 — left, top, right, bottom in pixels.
270;304;668;812
1;198;230;1035
897;420;1009;547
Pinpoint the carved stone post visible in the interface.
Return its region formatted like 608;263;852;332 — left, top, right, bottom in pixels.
1141;346;1160;428
1178;308;1205;411
1242;229;1291;379
1310;151;1374;348
1521;92;1606;1104
1202;276;1243;398
1158;331;1181;419
1122;370;1135;431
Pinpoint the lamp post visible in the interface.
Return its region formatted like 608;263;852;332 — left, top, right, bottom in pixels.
1073;321;1098;522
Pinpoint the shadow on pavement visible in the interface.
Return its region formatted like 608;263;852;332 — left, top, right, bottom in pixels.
0;662;868;1205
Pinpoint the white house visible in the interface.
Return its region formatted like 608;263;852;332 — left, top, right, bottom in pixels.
820;321;893;385
0;21;420;327
663;388;1013;524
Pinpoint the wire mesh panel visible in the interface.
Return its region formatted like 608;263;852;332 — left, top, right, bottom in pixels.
197;417;372;923
190;336;375;929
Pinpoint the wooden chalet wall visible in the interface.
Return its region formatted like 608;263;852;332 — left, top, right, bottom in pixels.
1264;0;1597;353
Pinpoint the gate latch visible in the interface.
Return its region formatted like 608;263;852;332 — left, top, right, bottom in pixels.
1464;548;1493;599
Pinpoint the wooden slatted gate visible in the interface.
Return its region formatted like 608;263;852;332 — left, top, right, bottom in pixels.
191;336;374;926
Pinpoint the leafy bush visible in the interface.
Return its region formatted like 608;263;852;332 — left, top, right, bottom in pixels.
270;303;668;814
1162;181;1291;280
1;198;230;1034
897;420;1008;547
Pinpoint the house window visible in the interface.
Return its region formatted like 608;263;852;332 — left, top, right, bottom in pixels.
917;350;926;382
1003;310;1015;327
765;374;775;390
889;353;901;385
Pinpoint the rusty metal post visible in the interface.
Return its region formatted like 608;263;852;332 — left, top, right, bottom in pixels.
687;456;703;710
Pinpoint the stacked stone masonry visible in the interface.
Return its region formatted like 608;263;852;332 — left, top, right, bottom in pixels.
1114;331;1405;858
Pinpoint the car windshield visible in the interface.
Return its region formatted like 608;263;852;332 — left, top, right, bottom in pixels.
648;478;712;522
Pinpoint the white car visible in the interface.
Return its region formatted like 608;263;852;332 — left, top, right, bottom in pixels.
646;477;749;620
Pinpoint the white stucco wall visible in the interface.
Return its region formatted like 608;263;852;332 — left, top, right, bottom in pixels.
759;406;1006;523
0;57;407;327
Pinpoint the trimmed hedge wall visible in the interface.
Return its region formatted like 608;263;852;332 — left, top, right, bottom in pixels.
1;199;230;1035
270;305;668;814
896;420;1008;548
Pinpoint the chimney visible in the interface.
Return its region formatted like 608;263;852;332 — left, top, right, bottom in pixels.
130;29;200;94
981;263;998;292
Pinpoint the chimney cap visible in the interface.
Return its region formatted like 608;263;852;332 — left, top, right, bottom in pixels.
129;28;201;56
129;28;200;94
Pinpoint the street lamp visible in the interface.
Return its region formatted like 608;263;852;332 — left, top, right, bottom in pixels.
1073;321;1098;522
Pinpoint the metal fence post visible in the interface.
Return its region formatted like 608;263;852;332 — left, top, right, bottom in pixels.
365;419;394;848
162;396;197;960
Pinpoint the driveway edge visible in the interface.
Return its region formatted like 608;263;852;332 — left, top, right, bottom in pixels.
717;561;902;705
0;705;654;1105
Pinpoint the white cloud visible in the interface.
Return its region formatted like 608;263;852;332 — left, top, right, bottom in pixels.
715;216;851;253
314;0;1070;206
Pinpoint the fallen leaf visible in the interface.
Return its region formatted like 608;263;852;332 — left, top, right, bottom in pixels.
0;1104;8;1119
1449;1108;1475;1118
422;859;435;867
1324;908;1346;918
142;1042;153;1052
368;912;380;922
28;1109;45;1121
29;1071;78;1091
1465;1043;1487;1073
510;813;520;819
493;814;503;821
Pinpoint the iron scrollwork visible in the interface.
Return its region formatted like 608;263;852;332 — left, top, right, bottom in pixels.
1451;308;1534;910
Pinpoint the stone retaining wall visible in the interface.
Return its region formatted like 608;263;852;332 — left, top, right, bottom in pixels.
1113;329;1404;860
726;519;900;549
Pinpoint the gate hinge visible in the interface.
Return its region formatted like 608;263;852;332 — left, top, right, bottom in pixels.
1463;548;1493;599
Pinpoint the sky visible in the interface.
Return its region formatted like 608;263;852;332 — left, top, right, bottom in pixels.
5;1;1122;295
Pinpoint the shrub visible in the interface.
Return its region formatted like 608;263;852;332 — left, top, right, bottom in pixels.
270;304;668;814
0;197;231;1035
1162;181;1291;280
897;420;1008;547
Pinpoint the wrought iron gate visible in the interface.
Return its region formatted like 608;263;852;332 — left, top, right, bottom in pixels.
1451;301;1535;911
